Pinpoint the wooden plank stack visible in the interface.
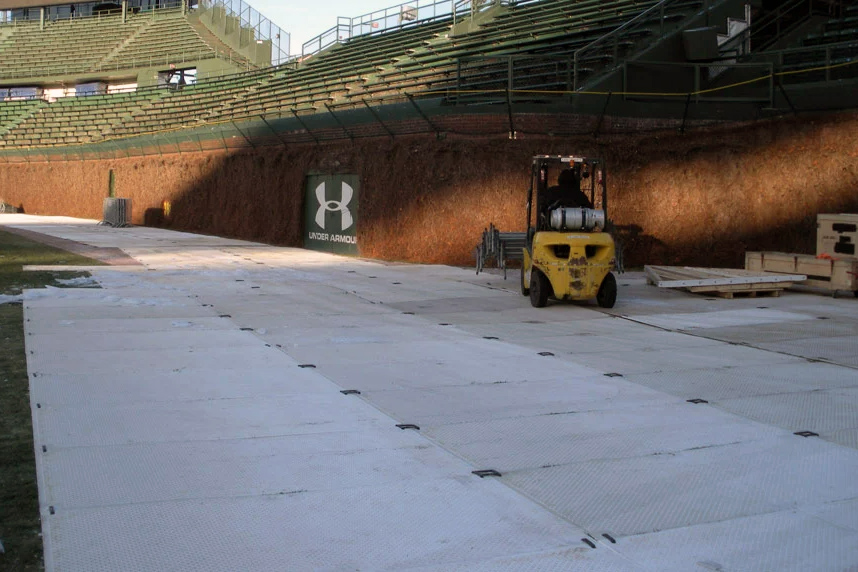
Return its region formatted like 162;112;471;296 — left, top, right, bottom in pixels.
745;213;858;297
644;265;807;299
745;252;858;295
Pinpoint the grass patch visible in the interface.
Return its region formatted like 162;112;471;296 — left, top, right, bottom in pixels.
0;229;104;572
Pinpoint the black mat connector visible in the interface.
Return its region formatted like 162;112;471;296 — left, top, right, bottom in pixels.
794;431;819;438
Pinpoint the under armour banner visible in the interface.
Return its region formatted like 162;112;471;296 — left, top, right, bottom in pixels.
303;174;360;256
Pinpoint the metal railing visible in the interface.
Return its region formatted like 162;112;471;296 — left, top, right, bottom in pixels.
573;0;707;90
197;0;290;65
300;0;513;58
623;60;775;103
455;54;575;103
453;54;780;105
754;39;858;84
0;0;186;24
740;0;830;53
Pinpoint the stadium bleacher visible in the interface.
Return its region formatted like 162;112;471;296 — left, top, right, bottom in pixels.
0;0;856;150
0;0;704;146
0;13;147;79
0;8;229;81
101;10;217;72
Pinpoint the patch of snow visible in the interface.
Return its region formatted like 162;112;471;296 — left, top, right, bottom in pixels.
55;276;99;287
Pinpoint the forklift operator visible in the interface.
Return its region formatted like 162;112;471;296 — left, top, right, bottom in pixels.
545;167;593;211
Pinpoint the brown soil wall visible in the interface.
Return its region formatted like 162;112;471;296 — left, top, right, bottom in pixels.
1;111;857;268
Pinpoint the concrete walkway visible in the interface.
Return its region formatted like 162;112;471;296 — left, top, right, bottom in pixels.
5;214;858;571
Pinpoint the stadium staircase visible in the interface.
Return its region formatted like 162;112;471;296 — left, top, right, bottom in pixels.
101;10;217;71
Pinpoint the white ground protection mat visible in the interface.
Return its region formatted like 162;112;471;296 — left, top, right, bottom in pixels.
9;215;858;571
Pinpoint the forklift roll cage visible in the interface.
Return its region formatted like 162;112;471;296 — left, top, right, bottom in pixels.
525;155;608;248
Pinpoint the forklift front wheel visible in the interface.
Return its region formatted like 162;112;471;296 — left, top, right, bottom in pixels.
530;269;551;308
520;265;529;296
597;272;618;309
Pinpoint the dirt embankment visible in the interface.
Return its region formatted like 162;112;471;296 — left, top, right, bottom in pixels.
1;111;857;268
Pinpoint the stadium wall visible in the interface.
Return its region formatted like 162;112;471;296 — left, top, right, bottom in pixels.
1;111;857;268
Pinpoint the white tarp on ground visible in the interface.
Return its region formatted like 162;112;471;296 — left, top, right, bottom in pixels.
5;214;858;571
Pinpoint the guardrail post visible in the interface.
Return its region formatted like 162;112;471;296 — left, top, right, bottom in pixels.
506;86;516;139
768;63;774;107
680;93;692;133
573;53;579;91
507;56;513;95
612;35;618;67
565;57;572;94
456;59;462;104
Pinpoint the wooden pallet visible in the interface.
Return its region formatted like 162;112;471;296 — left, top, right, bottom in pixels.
645;265;806;298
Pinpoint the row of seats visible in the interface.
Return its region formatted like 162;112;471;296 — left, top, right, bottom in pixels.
0;0;708;146
767;3;858;83
0;15;145;79
0;99;45;137
0;9;221;80
0;91;162;146
803;3;858;47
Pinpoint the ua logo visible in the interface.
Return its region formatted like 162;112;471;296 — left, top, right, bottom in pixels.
314;181;354;232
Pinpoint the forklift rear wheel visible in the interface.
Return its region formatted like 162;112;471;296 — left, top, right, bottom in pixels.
597;272;617;309
530;269;551;308
520;265;529;296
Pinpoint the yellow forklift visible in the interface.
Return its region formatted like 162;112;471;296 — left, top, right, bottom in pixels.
521;155;619;308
